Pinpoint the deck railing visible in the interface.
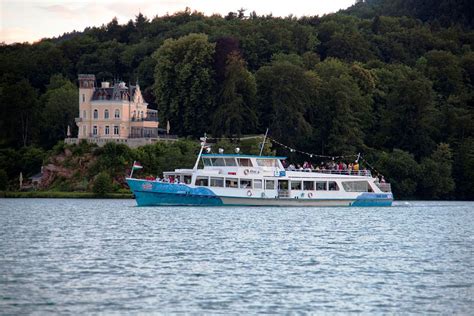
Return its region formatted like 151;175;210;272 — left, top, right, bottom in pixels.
287;169;372;177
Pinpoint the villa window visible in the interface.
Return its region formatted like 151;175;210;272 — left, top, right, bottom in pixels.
93;109;98;119
115;109;120;118
82;94;85;102
113;126;119;135
82;126;86;136
104;109;109;119
92;126;98;135
83;110;86;119
105;126;110;135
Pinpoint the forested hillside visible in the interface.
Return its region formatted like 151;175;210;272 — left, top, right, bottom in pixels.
0;0;473;199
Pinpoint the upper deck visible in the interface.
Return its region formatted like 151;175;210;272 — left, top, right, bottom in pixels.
199;154;372;178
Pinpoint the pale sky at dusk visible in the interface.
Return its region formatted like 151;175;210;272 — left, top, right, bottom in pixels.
1;0;355;44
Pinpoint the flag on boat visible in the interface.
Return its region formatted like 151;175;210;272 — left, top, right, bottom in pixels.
132;161;143;170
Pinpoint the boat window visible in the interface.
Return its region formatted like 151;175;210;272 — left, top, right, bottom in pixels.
211;158;226;166
237;158;253;167
316;181;327;191
291;181;302;190
183;175;192;184
210;177;224;187
225;178;238;188
254;179;263;189
202;158;212;166
303;181;314;191
224;158;237;166
195;176;209;186
342;181;368;192
256;159;277;167
328;181;339;191
265;180;275;190
240;179;252;189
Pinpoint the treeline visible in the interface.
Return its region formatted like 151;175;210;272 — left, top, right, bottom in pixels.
0;0;473;199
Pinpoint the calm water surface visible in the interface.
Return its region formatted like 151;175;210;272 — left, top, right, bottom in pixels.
0;199;472;314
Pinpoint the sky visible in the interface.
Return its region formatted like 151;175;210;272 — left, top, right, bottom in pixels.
1;0;356;44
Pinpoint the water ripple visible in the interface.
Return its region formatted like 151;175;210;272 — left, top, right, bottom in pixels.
0;199;473;314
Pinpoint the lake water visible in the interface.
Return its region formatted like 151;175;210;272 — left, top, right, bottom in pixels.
0;199;472;314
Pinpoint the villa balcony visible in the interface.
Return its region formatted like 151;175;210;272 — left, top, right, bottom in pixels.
131;117;159;122
75;117;82;122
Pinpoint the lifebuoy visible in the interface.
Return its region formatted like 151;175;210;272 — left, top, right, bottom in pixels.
308;192;313;198
244;169;249;175
247;190;253;197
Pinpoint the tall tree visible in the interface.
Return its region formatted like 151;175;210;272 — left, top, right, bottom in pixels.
212;52;257;136
256;60;320;148
39;75;78;148
153;33;216;136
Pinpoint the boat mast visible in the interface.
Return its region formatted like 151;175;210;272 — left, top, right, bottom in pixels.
193;134;207;171
259;128;269;156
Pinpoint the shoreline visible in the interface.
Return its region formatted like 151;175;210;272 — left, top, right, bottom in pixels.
0;191;133;199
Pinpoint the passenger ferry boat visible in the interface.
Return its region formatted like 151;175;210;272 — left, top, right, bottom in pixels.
126;141;393;207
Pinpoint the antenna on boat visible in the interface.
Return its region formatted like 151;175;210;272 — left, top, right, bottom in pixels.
193;133;207;171
259;128;269;156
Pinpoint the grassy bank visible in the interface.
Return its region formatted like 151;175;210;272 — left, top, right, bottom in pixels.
0;191;133;199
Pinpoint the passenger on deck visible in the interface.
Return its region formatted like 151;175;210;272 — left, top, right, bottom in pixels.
288;163;296;171
353;162;360;173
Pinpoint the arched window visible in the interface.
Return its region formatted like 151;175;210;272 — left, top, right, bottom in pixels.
83;110;86;119
104;109;109;119
82;126;86;136
105;126;110;135
114;109;120;118
93;126;98;135
93;109;98;119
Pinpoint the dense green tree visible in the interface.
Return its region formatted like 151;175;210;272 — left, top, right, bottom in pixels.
256;60;319;148
371;65;437;157
153;33;216;136
40;75;78;148
419;143;455;199
0;79;40;147
313;59;373;155
212;52;257;136
377;149;420;198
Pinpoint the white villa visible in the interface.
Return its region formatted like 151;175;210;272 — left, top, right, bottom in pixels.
66;74;176;148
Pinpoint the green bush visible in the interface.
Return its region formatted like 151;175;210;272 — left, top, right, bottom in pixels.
93;172;114;195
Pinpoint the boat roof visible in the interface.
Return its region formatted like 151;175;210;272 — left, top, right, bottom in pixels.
201;154;287;160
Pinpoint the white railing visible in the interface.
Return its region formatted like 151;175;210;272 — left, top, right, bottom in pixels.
287;169;372;177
